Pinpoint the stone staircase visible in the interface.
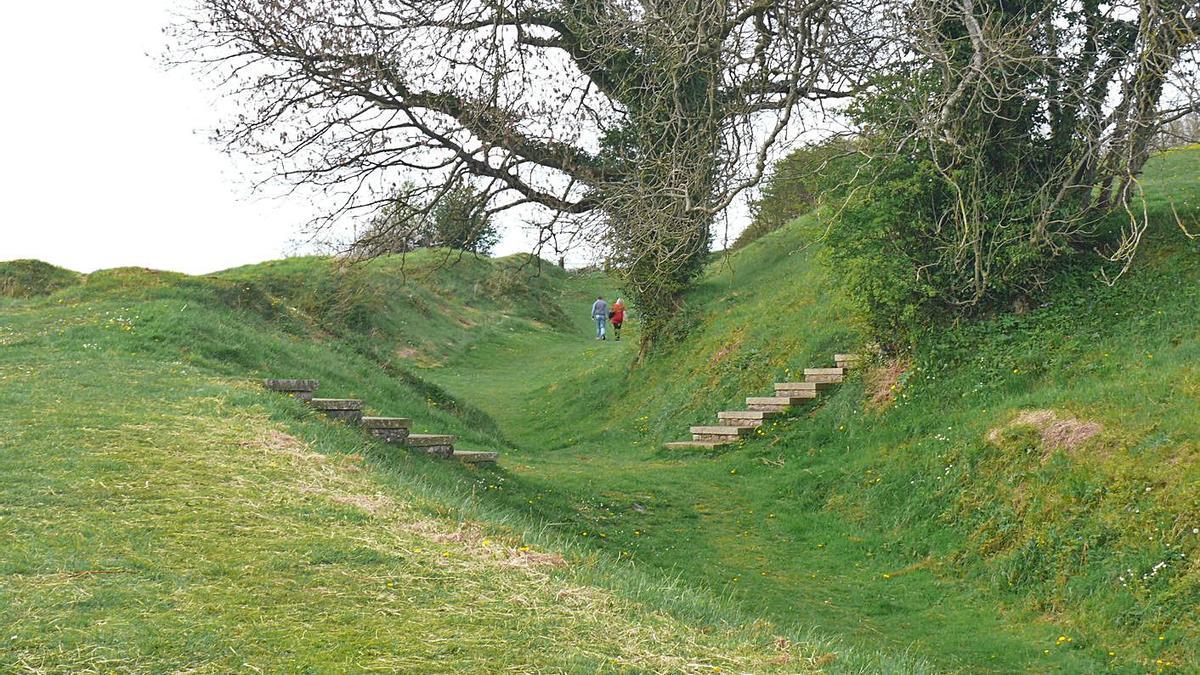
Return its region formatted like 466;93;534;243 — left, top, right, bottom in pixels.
262;379;498;466
664;353;861;450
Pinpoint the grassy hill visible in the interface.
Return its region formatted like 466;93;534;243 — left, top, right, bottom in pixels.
0;259;81;298
0;250;905;672
2;147;1197;672
415;147;1200;673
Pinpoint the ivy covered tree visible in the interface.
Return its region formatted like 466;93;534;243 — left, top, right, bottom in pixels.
827;0;1200;344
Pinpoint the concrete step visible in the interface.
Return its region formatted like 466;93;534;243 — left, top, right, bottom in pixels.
322;410;363;424
362;417;411;429
717;417;764;428
717;410;779;427
804;367;846;384
453;450;498;465
310;398;364;411
690;425;753;437
405;434;455;457
664;440;735;450
263;379;319;400
773;382;828;393
718;410;781;420
747;396;810;412
406;433;456;446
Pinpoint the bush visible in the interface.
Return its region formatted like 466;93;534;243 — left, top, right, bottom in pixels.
822;158;1087;349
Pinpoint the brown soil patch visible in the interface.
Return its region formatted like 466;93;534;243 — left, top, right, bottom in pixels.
866;358;908;411
988;409;1103;454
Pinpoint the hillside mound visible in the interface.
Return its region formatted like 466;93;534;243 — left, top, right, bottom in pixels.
0;259;81;298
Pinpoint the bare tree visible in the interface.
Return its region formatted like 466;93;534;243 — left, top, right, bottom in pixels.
171;0;879;356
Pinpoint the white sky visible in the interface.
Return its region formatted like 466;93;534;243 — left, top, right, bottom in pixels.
0;1;754;275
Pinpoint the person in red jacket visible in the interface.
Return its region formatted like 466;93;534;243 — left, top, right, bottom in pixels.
610;298;626;341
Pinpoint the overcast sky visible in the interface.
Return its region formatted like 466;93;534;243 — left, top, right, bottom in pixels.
0;2;755;275
0;1;544;275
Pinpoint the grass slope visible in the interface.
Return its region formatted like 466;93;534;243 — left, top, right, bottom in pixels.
0;260;81;298
4;148;1196;672
0;251;904;671
416;147;1200;673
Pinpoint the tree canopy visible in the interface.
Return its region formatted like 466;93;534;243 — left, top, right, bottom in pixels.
173;0;1197;353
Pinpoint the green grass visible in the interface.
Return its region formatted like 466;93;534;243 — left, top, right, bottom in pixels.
3;148;1197;672
0;251;907;672
0;259;81;298
414;148;1200;673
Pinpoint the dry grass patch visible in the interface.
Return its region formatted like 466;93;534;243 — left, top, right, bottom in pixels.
987;409;1104;455
866;358;908;411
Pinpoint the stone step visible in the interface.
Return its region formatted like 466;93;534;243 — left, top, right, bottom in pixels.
804;367;846;384
310;398;364;411
263;379;319;400
405;434;455;458
664;440;735;450
321;409;363;424
747;396;810;412
718;417;764;428
406;433;456;446
453;450;498;465
362;417;411;429
363;417;411;443
717;410;779;428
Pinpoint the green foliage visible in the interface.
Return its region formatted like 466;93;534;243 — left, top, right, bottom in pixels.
825;0;1192;345
430;184;500;255
823;151;1097;347
0;259;81;298
733;138;861;250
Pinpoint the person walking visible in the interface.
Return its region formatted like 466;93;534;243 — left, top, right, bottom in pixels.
610;298;625;341
591;296;608;340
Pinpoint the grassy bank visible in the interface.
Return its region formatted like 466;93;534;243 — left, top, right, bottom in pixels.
3;148;1196;672
417;147;1200;673
0;251;906;672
